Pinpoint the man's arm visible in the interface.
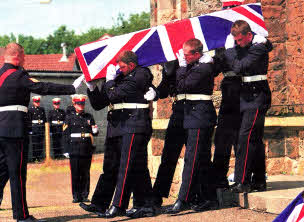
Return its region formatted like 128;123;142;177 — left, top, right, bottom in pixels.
87;84;110;110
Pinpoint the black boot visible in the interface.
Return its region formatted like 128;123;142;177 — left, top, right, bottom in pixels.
230;183;252;193
166;200;190;214
192;200;218;212
97;205;126;218
79;202;105;214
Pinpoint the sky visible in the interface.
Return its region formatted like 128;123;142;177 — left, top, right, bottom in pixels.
0;0;150;38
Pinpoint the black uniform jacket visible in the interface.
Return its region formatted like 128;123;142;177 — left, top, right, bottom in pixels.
48;108;66;133
88;66;152;137
176;57;217;129
225;38;273;109
63;111;98;156
28;106;46;134
0;63;75;138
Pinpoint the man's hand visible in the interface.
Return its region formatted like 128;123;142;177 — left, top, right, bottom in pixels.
63;153;69;158
199;54;213;64
83;78;96;92
92;125;98;134
252;35;267;44
225;34;235;49
144;87;156;101
72;75;84;89
176;49;187;67
106;64;118;82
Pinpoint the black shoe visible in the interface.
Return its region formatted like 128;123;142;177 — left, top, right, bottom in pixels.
191;200;218;212
126;207;140;217
97;205;126;218
81;198;90;202
251;183;267;192
153;194;163;208
72;198;80;203
230;183;252;193
79;202;105;214
128;206;156;218
166;200;190;214
17;215;47;222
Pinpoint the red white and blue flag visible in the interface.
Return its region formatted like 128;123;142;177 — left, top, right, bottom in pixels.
273;191;304;222
75;3;268;81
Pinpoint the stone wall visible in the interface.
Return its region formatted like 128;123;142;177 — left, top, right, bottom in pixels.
149;0;304;196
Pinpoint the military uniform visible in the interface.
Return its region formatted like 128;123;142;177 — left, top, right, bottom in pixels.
225;39;273;187
63;96;98;202
48;99;65;158
28;99;46;161
87;66;153;212
0;62;75;221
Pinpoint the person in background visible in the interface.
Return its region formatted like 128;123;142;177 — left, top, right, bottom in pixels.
66;95;76;115
28;96;46;162
0;42;80;222
63;94;98;203
48;98;65;159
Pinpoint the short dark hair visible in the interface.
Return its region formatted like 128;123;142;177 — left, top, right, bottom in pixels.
183;38;204;55
116;50;138;65
231;20;252;36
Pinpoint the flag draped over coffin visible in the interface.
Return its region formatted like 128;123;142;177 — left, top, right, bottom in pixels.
273;191;304;222
75;3;268;81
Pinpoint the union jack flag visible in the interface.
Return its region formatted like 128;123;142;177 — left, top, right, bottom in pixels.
75;3;268;81
273;191;304;222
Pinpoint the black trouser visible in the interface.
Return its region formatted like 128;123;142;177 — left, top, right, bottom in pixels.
212;76;241;185
234;97;267;185
0;138;29;220
69;155;92;200
31;125;45;161
152;111;185;198
0;150;9;207
178;128;214;202
51;126;63;158
91;133;152;210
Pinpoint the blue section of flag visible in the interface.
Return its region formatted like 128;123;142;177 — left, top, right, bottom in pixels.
135;31;167;67
273;191;304;222
199;16;232;50
83;46;106;65
247;5;262;15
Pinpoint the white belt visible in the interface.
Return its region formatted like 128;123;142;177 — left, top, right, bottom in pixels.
70;133;91;138
0;105;28;113
108;103;149;110
32;120;44;124
176;94;212;101
52;121;63;124
242;75;267;82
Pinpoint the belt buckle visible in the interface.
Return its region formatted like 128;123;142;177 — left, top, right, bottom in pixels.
57;120;60;124
81;132;85;138
38;120;41;124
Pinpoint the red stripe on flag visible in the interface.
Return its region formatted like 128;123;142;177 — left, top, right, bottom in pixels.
296;205;304;222
74;47;91;81
165;19;195;56
92;29;151;80
232;7;267;30
222;1;242;7
0;69;17;87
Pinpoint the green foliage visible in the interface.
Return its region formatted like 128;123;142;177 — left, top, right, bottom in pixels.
0;12;150;54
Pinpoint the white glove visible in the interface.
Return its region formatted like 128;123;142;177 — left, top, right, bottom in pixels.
29;132;33;135
83;79;96;92
63;153;69;158
252;34;267;44
199;54;213;64
144;87;156;101
228;173;235;182
92;125;98;134
72;75;85;89
176;49;187;67
225;34;235;49
106;64;118;82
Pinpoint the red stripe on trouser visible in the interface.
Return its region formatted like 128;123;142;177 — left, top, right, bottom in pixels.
19;142;26;218
185;129;200;201
241;109;259;184
119;134;135;207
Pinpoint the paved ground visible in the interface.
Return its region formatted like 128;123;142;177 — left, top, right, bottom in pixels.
0;155;277;222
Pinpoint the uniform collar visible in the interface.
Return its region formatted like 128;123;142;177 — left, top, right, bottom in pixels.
4;63;20;70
